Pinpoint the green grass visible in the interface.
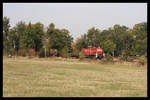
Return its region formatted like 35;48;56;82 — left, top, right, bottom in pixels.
3;57;147;97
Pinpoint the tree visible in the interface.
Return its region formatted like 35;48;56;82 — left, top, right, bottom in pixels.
46;23;56;56
86;27;100;46
122;31;135;56
32;22;44;52
132;22;147;40
21;22;44;55
103;40;116;56
3;16;10;54
75;34;88;51
15;21;26;49
11;21;27;55
132;22;147;55
94;29;111;48
61;29;73;54
8;27;18;55
47;23;55;36
109;24;129;56
21;22;33;49
47;23;73;57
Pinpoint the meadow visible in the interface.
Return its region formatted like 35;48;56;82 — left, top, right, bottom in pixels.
3;57;147;97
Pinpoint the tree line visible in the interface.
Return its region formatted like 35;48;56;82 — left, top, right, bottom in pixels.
3;16;147;60
3;16;73;57
74;22;147;60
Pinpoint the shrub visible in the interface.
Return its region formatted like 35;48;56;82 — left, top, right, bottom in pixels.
120;55;134;62
60;48;69;58
39;48;45;58
120;55;128;61
138;56;147;66
18;49;28;57
105;53;113;61
79;53;86;60
127;57;134;62
9;48;15;56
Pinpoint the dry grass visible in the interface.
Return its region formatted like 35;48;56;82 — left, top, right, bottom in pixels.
3;57;147;97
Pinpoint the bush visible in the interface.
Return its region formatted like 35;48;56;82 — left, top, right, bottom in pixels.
105;53;113;61
39;48;45;58
79;53;86;60
120;55;128;61
60;48;69;58
9;48;15;55
138;56;147;66
120;55;134;62
127;57;134;62
18;49;28;57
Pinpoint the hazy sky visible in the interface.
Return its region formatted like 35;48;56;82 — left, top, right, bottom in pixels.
3;3;147;40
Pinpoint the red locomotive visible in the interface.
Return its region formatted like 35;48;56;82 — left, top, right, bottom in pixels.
81;47;104;59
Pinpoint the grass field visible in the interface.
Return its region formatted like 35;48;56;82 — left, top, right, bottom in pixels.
3;57;147;97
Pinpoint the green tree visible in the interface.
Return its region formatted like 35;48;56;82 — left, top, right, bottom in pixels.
94;29;111;48
15;21;26;49
86;27;100;46
61;29;73;54
132;22;147;55
121;31;135;57
47;23;73;56
47;23;55;36
21;22;44;54
11;21;27;55
8;27;18;55
103;40;116;56
3;16;11;54
32;22;44;52
75;34;88;51
110;24;129;56
46;23;55;55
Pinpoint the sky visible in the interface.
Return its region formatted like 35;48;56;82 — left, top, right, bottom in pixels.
3;3;147;41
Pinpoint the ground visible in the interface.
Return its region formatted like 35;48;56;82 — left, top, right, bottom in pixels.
3;56;147;97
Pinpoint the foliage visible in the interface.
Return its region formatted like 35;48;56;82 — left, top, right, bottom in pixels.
110;25;129;56
75;35;88;51
120;55;134;62
74;22;147;59
38;48;45;58
120;55;128;61
46;23;73;55
103;40;116;56
60;47;70;58
132;22;147;56
15;21;26;52
138;56;147;66
21;22;44;53
79;53;86;60
3;16;11;53
3;16;147;59
86;27;100;46
105;53;113;61
18;49;28;57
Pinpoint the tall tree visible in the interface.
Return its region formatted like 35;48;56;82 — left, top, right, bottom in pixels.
8;27;18;54
3;16;10;54
132;22;147;55
32;22;44;52
21;22;44;54
110;24;129;56
75;34;88;51
47;23;73;56
86;27;100;46
103;40;116;56
11;21;27;55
